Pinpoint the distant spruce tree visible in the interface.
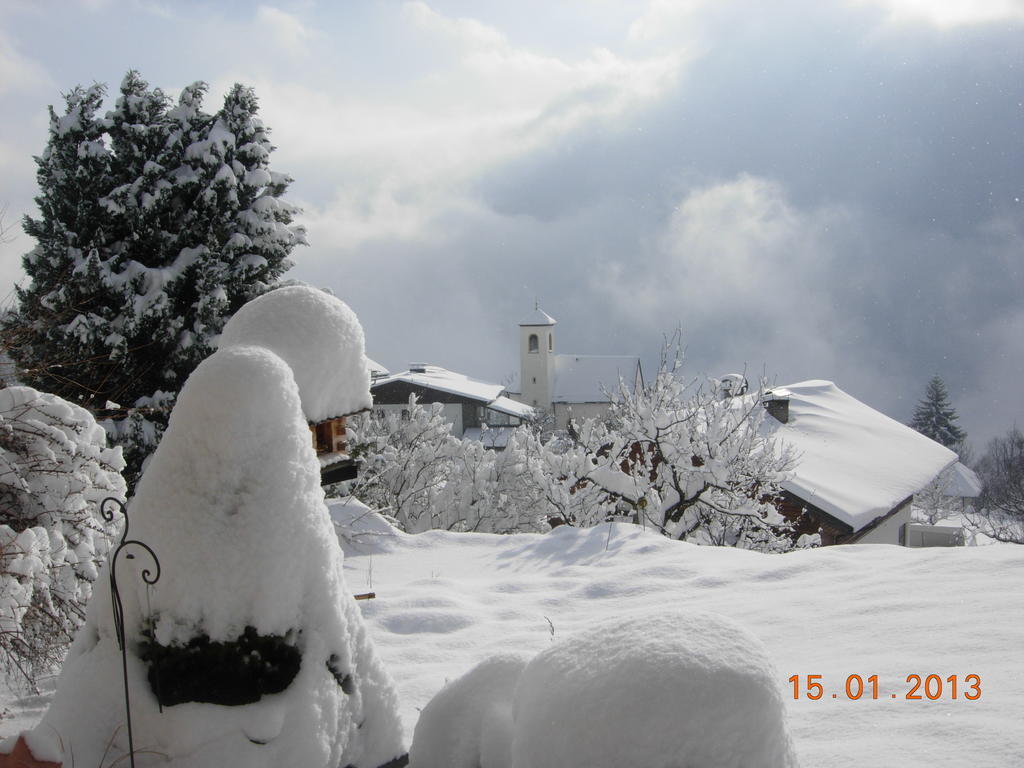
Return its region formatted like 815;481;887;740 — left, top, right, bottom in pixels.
909;375;966;450
2;72;306;488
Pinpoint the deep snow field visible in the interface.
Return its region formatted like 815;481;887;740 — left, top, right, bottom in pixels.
3;509;1022;767
336;510;1023;767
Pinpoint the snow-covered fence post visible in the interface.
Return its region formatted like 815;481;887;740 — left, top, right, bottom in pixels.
101;497;162;768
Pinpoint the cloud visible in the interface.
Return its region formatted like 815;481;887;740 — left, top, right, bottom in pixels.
627;0;716;45
232;2;686;249
0;32;53;96
255;5;319;56
590;175;859;377
848;0;1024;27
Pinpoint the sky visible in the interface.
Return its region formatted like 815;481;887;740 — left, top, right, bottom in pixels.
0;0;1021;452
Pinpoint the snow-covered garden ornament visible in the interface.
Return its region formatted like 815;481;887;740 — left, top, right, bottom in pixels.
7;288;405;768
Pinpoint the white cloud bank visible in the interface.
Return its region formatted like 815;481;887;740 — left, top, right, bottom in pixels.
266;1;686;253
849;0;1024;27
592;175;860;380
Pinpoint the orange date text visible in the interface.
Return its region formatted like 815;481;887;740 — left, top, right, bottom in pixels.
788;674;981;701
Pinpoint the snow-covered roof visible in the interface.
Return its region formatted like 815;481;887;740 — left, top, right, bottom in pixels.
366;357;389;377
372;366;537;421
488;396;535;419
762;380;958;532
944;462;983;498
552;355;641;403
520;307;556;326
374;365;505;403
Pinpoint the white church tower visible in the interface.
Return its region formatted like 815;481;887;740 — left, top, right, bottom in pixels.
519;303;556;409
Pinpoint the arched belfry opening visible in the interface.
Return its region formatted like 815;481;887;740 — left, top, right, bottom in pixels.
529;334;539;353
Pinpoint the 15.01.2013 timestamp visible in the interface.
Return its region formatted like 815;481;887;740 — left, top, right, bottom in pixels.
788;674;982;701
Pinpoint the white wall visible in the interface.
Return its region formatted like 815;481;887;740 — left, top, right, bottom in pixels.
855;503;912;545
552;402;613;431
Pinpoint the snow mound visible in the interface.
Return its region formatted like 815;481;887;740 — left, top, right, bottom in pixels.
512;610;797;768
22;345;404;768
409;654;528;768
219;284;372;421
409;609;798;768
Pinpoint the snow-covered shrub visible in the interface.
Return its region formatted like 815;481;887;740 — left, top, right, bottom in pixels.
968;427;1024;544
410;611;799;768
511;611;798;768
537;345;800;551
0;386;125;686
409;654;528;768
346;399;547;534
25;345;404;768
219;284;372;422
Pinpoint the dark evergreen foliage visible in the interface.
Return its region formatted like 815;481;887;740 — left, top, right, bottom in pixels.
140;625;302;707
2;71;306;488
909;375;966;449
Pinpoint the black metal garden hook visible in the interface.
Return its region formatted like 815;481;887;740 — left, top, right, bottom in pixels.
100;497;162;768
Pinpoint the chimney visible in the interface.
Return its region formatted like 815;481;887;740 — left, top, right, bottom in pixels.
763;390;790;424
719;373;748;399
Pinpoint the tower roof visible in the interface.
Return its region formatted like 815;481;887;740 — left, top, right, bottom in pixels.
520;305;556;326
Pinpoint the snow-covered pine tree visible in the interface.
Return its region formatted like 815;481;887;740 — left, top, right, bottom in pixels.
2;72;306;487
909;375;966;449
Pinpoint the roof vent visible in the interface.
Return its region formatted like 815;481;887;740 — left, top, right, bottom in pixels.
720;373;748;398
408;363;429;373
762;390;790;424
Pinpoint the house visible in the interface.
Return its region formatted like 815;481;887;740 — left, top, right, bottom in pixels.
509;306;642;430
760;380;958;546
370;364;535;448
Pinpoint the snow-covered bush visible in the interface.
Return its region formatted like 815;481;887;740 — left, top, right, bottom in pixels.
345;399;547;534
0;386;125;686
25;344;405;767
410;611;799;768
409;654;528;768
2;71;305;488
539;347;799;551
968;427;1024;544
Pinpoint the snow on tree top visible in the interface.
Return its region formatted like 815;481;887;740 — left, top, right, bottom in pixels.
762;380;958;530
219;285;373;422
128;344;324;642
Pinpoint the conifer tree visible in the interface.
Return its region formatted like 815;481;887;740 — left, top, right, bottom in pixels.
2;72;306;487
909;375;966;449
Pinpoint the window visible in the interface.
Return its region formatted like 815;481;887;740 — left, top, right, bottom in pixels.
478;407;514;426
548;334;552;351
528;333;539;353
